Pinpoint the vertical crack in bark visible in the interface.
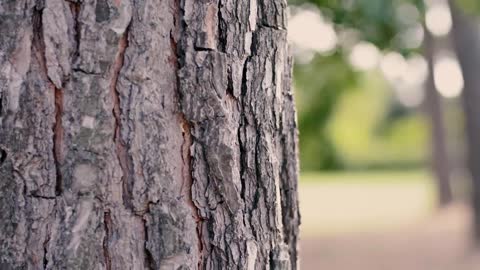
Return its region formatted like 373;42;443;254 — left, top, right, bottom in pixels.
102;210;112;270
239;57;261;241
226;64;236;98
68;1;81;61
174;1;204;266
238;120;246;204
42;225;51;269
110;27;133;210
239;58;250;221
32;5;62;269
0;148;7;165
179;116;204;268
0;95;3;117
142;214;156;270
32;0;64;197
217;0;227;52
53;87;64;196
107;23;131;270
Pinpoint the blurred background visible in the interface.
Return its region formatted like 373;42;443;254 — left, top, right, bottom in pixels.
288;0;480;269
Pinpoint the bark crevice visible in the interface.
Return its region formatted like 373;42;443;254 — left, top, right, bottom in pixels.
42;226;51;269
216;0;226;52
142;215;156;270
67;1;81;61
0;148;6;165
107;22;132;270
179;115;205;268
175;2;205;267
109;25;133;210
71;67;101;75
239;57;251;226
28;194;56;200
32;0;64;197
0;96;3;117
53;87;64;196
102;210;112;270
258;23;285;31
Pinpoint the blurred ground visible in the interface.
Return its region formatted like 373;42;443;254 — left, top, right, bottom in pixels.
299;171;480;270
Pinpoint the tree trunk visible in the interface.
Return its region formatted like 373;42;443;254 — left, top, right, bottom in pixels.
0;0;300;269
423;27;453;207
448;0;480;242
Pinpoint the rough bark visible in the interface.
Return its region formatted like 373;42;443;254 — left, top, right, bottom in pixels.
423;27;453;207
448;0;480;242
0;0;300;269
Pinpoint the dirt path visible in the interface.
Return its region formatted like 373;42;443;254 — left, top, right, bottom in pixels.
301;203;480;270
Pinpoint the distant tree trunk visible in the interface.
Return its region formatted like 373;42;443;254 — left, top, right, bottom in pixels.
423;27;453;206
0;0;300;269
448;0;480;242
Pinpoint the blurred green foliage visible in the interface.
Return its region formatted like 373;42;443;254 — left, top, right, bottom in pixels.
457;0;480;15
295;63;429;171
290;0;424;52
290;0;429;171
295;52;356;170
327;72;428;170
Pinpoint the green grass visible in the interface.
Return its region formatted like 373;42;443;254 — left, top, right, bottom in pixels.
300;169;431;183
